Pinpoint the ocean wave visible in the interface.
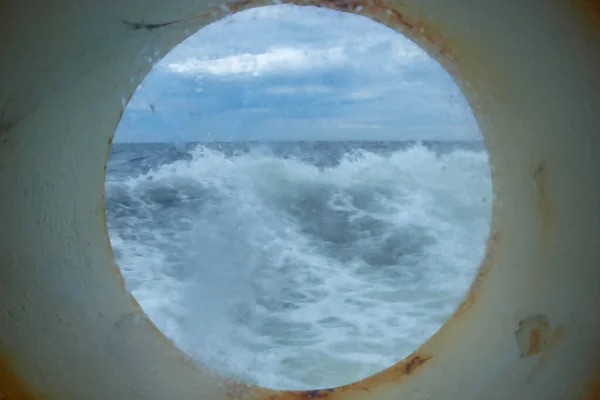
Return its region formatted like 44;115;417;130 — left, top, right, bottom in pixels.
106;142;492;389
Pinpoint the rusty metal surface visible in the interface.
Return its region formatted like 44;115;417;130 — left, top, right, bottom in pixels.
0;0;599;399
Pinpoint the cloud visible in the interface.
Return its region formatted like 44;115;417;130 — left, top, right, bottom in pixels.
115;5;480;143
344;88;387;101
162;36;425;79
164;45;346;77
330;121;385;130
264;85;335;95
159;5;425;79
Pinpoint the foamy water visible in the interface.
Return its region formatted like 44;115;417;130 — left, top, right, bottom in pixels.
106;141;492;389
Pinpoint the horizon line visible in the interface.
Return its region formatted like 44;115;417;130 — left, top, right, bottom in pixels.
112;138;485;144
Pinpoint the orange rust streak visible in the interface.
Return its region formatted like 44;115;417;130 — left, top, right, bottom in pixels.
526;328;542;356
356;353;432;388
0;356;42;400
521;320;563;358
516;315;550;358
452;231;498;318
548;325;565;350
255;354;432;399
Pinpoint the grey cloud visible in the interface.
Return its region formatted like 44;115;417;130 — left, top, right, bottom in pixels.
116;5;479;143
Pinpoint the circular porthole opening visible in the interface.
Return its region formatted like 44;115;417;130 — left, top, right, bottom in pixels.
106;5;492;390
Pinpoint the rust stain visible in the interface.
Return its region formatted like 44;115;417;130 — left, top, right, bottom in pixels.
452;230;498;317
526;327;542;355
522;325;566;384
572;0;600;30
0;356;41;400
585;368;600;399
385;353;431;376
354;353;431;389
255;353;431;399
209;0;453;63
516;315;550;357
266;224;494;400
399;229;497;364
267;388;337;399
547;325;565;351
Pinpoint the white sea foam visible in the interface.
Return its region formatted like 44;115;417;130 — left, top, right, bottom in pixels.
106;142;492;389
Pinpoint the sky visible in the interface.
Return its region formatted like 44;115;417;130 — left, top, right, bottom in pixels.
115;5;481;143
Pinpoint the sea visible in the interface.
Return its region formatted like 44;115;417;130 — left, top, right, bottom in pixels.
105;140;492;390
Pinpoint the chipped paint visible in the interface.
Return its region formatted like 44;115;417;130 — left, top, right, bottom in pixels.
123;20;182;31
516;315;550;357
520;325;566;385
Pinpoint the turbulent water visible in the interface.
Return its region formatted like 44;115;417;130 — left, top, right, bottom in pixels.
106;141;492;390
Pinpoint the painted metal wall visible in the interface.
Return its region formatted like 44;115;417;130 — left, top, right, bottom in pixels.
1;0;599;399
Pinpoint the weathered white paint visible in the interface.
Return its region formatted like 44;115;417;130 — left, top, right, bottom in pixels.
1;1;599;399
